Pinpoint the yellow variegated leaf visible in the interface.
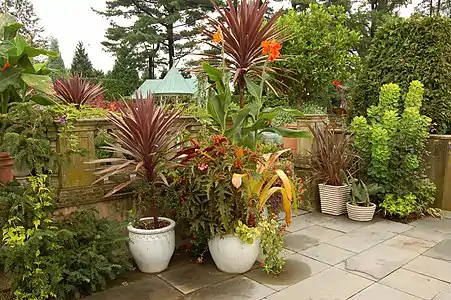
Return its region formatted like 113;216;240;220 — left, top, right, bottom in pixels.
280;189;292;225
264;149;291;170
275;169;292;201
260;174;279;203
259;186;283;211
232;173;247;188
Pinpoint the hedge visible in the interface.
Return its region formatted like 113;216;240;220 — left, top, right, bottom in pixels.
351;15;451;133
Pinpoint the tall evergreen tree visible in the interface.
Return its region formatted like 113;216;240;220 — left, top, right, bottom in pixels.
94;0;219;73
70;41;95;78
47;37;66;79
0;0;47;48
416;0;451;16
108;49;141;97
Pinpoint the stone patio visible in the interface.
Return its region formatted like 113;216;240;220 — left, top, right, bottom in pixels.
87;212;451;300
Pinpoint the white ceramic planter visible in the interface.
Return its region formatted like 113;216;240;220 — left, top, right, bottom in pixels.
318;184;350;215
208;235;260;274
127;217;175;273
347;202;376;222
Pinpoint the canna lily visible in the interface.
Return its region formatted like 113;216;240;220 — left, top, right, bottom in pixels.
212;27;223;44
261;40;282;62
232;149;298;225
1;61;10;71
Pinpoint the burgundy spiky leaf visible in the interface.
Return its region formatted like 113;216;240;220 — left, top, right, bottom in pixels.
54;74;104;108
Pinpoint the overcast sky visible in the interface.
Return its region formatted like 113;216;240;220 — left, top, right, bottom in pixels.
29;0;416;73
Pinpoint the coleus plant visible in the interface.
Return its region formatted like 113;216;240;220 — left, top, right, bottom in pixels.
0;13;57;114
89;93;181;226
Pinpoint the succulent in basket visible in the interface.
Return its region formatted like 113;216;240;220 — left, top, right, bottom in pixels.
349;180;383;207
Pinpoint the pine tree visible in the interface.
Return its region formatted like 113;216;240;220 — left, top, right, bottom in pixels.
416;0;451;16
0;0;47;48
70;41;94;78
94;0;219;72
46;38;66;80
108;49;141;98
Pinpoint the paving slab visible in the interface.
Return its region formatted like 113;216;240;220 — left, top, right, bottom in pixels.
267;267;372;300
404;227;448;243
433;285;451;300
344;235;435;280
364;219;413;233
158;261;235;294
285;213;334;232
320;216;369;233
424;239;451;262
183;276;274;300
410;218;451;234
86;275;183;300
326;224;397;253
301;243;356;265
284;225;343;252
349;283;422;300
380;268;449;300
245;254;329;291
404;256;451;283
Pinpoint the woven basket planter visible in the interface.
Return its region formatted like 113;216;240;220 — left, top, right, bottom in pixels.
346;202;376;222
318;184;350;215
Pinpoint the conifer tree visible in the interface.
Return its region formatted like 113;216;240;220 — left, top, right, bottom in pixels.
70;41;94;78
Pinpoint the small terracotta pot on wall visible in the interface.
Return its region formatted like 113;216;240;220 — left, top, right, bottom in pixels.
282;122;299;154
0;152;14;183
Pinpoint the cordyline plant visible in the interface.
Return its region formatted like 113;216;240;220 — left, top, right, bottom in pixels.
54;74;104;108
204;0;287;107
88;93;181;226
309;122;360;186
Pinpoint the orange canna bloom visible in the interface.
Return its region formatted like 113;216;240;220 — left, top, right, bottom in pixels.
261;40;282;62
212;27;223;44
1;61;10;71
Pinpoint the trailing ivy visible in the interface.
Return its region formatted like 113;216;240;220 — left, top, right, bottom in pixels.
352;15;451;133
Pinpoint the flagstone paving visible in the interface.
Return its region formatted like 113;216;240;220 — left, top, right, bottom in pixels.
86;212;451;300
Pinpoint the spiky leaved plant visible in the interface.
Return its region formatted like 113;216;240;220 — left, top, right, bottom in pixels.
54;74;104;108
204;0;286;107
89;93;181;227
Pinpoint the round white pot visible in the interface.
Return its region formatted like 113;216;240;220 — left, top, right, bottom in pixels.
208;235;260;274
347;202;376;222
318;184;350;216
127;217;175;273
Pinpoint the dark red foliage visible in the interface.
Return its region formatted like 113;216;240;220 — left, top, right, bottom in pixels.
54;74;104;108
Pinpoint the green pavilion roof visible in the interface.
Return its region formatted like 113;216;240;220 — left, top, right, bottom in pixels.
135;67;197;96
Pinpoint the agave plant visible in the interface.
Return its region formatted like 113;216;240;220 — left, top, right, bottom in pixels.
232;149;297;226
204;0;287;107
54;74;104;108
89;93;181;224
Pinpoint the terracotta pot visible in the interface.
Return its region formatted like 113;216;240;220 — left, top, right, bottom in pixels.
0;152;14;183
282;123;298;154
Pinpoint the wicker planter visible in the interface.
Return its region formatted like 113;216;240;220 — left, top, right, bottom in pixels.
318;184;350;215
346;202;376;222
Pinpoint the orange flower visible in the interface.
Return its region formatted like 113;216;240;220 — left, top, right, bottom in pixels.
1;61;10;71
261;40;282;62
212;27;223;44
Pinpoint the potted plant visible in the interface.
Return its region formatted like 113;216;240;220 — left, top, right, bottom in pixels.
345;177;382;222
309;122;359;215
176;134;297;274
89;93;181;273
0;152;14;183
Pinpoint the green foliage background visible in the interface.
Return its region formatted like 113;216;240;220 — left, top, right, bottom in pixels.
352;15;451;133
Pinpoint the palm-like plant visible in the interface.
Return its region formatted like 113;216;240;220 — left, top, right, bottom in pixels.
54;74;104;108
89;93;181;225
204;0;286;107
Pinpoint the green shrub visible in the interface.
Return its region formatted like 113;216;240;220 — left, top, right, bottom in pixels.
351;81;435;218
352;15;451;133
0;176;133;300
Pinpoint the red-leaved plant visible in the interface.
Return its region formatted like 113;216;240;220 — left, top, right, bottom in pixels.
204;0;287;107
54;74;104;108
89;93;181;226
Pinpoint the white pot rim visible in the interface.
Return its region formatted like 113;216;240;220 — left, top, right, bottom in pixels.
346;202;376;208
127;217;175;235
318;183;349;187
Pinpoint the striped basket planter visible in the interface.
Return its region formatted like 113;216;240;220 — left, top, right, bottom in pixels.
318;184;350;215
346;202;376;222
